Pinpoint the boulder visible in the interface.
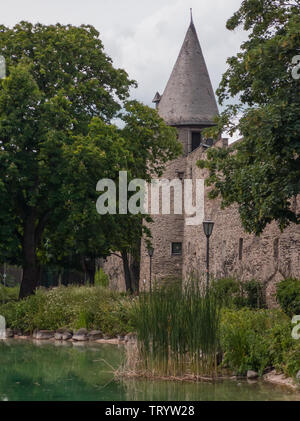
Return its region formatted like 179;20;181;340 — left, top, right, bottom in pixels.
88;330;103;340
35;330;55;340
247;370;259;379
296;370;300;380
73;328;88;341
62;331;73;340
55;329;72;340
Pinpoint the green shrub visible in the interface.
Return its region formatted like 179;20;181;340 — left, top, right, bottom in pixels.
212;278;240;307
0;285;20;303
276;278;300;317
212;278;265;309
242;280;266;309
0;285;134;336
94;268;109;288
220;308;299;377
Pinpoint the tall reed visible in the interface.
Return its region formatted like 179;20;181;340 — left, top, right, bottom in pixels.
132;278;221;378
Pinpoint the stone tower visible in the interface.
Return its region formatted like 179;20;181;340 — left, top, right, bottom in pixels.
139;16;219;284
104;16;300;302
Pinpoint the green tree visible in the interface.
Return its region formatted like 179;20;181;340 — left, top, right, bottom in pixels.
198;0;300;235
42;102;181;293
0;22;181;297
0;22;132;298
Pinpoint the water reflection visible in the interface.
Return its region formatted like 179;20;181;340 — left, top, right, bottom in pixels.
0;340;299;401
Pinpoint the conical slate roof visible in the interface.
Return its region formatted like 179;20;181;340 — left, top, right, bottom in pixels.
156;19;218;126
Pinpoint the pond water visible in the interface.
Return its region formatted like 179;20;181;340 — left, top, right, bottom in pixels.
0;339;299;401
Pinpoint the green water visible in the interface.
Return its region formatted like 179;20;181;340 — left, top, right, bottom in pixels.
0;339;299;401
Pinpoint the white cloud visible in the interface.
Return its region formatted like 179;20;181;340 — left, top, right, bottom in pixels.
1;0;247;115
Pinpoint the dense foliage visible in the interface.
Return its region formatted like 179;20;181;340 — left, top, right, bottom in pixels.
0;285;134;336
220;308;300;378
0;22;181;297
212;278;266;309
276;278;300;316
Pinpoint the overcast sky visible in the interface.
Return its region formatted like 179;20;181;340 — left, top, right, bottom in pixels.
1;0;247;111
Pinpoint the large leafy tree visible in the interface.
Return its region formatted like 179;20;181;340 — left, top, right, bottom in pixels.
199;0;300;234
0;22;180;298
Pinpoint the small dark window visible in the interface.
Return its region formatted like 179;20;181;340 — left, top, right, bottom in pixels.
274;238;279;260
191;132;201;151
171;242;182;256
239;238;243;260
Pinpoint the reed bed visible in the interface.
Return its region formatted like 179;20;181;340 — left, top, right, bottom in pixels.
130;280;221;378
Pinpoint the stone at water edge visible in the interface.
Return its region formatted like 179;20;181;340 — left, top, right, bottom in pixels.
247;370;259;379
296;371;300;380
73;328;88;341
55;328;73;340
62;331;72;340
35;330;55;340
88;330;103;340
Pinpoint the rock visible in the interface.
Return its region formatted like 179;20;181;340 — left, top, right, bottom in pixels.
247;370;259;379
13;328;23;336
73;328;88;341
5;328;14;338
296;370;300;380
62;331;72;340
88;330;103;340
55;329;72;340
35;330;55;340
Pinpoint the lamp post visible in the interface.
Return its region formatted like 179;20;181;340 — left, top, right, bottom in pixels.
147;247;154;291
203;219;214;289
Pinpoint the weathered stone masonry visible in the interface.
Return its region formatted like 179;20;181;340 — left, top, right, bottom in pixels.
103;18;300;306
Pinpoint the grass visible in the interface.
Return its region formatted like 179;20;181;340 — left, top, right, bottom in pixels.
130;280;221;378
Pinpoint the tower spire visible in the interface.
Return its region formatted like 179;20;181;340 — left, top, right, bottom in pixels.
190;8;193;24
156;17;218;126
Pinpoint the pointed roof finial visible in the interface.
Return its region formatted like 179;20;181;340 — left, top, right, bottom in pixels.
190;8;193;24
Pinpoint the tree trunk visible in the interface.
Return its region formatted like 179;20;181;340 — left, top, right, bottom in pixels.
84;257;96;285
19;211;39;299
121;250;133;293
129;237;141;294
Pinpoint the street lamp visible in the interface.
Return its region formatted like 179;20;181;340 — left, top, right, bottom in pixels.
147;247;154;291
203;219;214;289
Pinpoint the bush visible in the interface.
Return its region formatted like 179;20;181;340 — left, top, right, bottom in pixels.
212;278;265;309
0;285;134;336
0;285;20;303
276;278;300;317
94;268;109;288
220;308;299;377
